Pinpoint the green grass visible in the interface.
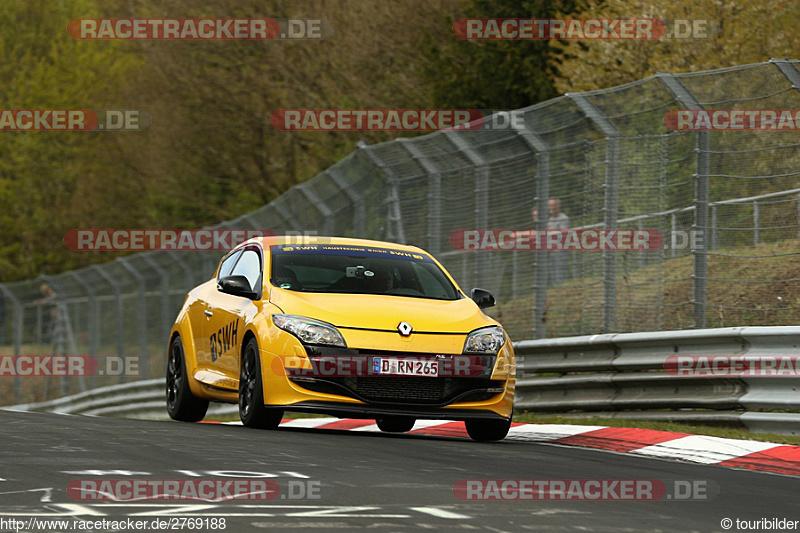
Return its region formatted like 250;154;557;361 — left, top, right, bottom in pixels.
514;413;800;446
489;239;800;341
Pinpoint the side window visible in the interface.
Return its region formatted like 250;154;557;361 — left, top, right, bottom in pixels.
231;249;262;292
217;250;242;281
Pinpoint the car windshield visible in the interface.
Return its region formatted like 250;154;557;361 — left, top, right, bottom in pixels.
270;244;460;300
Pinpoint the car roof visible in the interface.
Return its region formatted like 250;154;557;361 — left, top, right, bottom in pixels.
243;235;432;255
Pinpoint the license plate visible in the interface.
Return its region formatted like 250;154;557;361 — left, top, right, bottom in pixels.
372;357;439;377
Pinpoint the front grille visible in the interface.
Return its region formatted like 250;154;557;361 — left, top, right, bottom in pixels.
291;375;504;406
355;376;446;402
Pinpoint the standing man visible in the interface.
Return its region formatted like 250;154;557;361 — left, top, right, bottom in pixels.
533;199;570;286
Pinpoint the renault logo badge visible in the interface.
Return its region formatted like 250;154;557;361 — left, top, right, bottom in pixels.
397;321;413;336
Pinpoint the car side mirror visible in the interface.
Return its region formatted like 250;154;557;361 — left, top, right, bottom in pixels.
470;288;495;309
218;275;258;299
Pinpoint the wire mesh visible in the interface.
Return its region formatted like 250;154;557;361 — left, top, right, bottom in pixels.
3;60;800;403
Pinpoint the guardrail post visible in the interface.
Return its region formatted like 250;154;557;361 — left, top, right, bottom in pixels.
569;93;619;333
658;73;709;329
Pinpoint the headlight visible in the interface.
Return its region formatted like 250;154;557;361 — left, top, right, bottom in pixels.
273;314;346;347
463;326;506;355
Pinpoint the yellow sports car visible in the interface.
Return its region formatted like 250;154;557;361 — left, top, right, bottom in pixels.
166;236;515;441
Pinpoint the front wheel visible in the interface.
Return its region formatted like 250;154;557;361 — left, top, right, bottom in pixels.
239;337;284;429
376;416;416;433
465;417;511;442
166;335;208;422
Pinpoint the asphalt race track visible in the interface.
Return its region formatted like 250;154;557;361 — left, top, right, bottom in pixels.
0;410;797;532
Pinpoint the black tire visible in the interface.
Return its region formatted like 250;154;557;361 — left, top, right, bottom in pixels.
376;416;416;433
166;335;209;422
465;417;511;442
239;337;284;429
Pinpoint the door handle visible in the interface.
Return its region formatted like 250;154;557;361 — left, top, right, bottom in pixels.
204;310;213;317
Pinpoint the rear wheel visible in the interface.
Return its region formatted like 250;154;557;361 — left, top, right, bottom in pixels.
376;416;416;433
465;417;511;442
166;335;208;422
239;337;284;429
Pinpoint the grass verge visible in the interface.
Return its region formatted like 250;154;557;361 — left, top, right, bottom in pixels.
514;413;800;446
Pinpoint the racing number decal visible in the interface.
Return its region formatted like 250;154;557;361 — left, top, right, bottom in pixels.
210;319;239;362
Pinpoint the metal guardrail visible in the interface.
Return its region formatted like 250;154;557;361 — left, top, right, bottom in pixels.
515;326;800;435
5;326;800;435
5;378;237;421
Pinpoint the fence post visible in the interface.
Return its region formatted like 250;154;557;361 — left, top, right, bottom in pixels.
0;284;23;404
711;204;718;250
68;271;97;389
90;265;125;383
272;196;306;234
358;145;407;243
658;73;708;329
671;213;678;258
297;182;334;235
638;219;645;268
444;131;489;289
569;93;620;333
164;252;195;290
326;167;367;238
117;258;147;381
398;138;442;255
41;274;83;396
514;123;550;339
753;200;760;245
142;254;171;373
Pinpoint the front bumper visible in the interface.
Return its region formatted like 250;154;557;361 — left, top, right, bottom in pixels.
266;400;512;422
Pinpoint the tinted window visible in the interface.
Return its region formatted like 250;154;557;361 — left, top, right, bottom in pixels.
270;246;458;300
231;249;262;292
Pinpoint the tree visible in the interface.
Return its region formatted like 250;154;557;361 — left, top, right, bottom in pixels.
421;0;584;110
553;0;800;93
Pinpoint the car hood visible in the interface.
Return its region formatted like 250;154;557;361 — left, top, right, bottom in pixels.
268;289;494;334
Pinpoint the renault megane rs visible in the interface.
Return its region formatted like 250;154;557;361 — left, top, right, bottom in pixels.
166;236;515;441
